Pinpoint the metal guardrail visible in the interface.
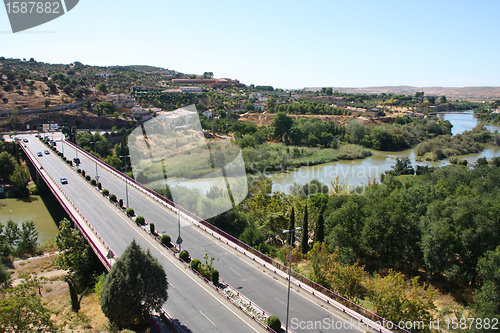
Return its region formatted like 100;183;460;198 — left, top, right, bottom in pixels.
64;139;411;333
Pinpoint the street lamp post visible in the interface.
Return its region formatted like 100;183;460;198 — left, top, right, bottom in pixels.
282;227;302;333
90;141;100;179
174;179;185;252
120;155;131;208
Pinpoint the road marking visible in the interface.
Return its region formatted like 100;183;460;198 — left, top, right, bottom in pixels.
81;180;261;333
200;311;215;326
229;267;242;276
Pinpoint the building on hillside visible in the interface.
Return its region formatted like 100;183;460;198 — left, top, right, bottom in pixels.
171;78;246;88
101;93;135;108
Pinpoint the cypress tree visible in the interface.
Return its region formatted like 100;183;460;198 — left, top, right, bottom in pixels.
314;205;325;243
100;240;168;329
301;204;309;254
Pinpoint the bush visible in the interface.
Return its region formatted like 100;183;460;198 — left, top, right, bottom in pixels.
126;208;135;216
118;198;123;207
266;315;281;331
179;250;189;262
90;179;97;186
190;258;201;271
109;194;117;202
149;223;155;234
68;160;73;166
211;269;219;285
81;170;86;177
97;182;102;190
135;216;145;225
77;169;81;173
102;189;109;196
160;234;171;246
85;175;91;181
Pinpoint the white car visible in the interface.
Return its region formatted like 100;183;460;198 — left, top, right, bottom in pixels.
60;177;68;184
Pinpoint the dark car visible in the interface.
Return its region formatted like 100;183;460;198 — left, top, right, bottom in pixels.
37;152;43;157
23;138;29;143
60;177;68;184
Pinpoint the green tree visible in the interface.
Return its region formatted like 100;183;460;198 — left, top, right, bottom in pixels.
475;247;500;319
314;205;325;243
96;82;108;95
266;96;277;111
3;220;20;256
0;275;56;332
100;240;168;329
17;221;38;255
0;151;16;181
367;270;437;332
56;218;95;312
271;112;293;142
10;164;31;189
203;72;214;79
301;204;309;254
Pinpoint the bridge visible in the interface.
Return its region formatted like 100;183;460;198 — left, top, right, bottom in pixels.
19;132;403;333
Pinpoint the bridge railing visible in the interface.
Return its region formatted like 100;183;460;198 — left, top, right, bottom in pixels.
64;139;410;333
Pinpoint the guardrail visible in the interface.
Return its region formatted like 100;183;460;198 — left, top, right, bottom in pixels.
64;139;411;333
32;139;187;333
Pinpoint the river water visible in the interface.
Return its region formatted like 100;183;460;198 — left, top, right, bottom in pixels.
269;112;500;193
0;193;67;242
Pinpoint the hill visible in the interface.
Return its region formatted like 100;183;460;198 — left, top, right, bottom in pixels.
305;85;500;100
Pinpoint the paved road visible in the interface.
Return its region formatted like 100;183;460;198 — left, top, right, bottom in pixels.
27;133;368;333
24;134;264;333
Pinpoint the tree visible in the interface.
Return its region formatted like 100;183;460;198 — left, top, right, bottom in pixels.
314;205;325;243
96;82;108;95
390;157;414;176
301;205;309;254
203;72;214;79
266;96;277;111
325;87;333;96
56;218;95;313
100;240;168;329
367;270;437;332
10;164;31;190
17;221;38;255
475;246;500;319
271;112;293;142
0;275;56;332
3;220;20;256
0;151;16;181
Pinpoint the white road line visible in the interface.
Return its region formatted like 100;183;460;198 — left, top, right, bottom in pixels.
200;311;215;326
83;181;261;333
229;267;242;276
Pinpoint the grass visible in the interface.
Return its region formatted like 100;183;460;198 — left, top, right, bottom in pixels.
242;143;372;173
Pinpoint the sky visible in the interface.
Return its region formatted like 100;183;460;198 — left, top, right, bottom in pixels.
1;0;500;89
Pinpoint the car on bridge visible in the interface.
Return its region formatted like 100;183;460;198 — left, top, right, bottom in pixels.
44;150;50;155
60;177;68;184
23;138;29;143
37;152;43;157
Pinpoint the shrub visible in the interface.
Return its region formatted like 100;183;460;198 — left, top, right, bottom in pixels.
97;182;102;190
149;223;155;234
77;169;81;173
160;234;171;246
85;175;91;181
135;216;145;225
266;316;281;331
109;194;117;202
68;160;73;166
211;269;219;285
179;250;189;262
126;208;135;216
81;170;86;177
90;179;97;186
102;189;109;196
118;198;123;207
62;156;67;161
190;258;201;272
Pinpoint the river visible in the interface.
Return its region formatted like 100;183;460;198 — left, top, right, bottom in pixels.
269;112;500;193
0;192;68;243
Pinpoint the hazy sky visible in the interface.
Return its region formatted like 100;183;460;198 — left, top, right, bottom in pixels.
1;0;499;89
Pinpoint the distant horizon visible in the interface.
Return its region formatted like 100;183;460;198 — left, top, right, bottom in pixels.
2;1;499;89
